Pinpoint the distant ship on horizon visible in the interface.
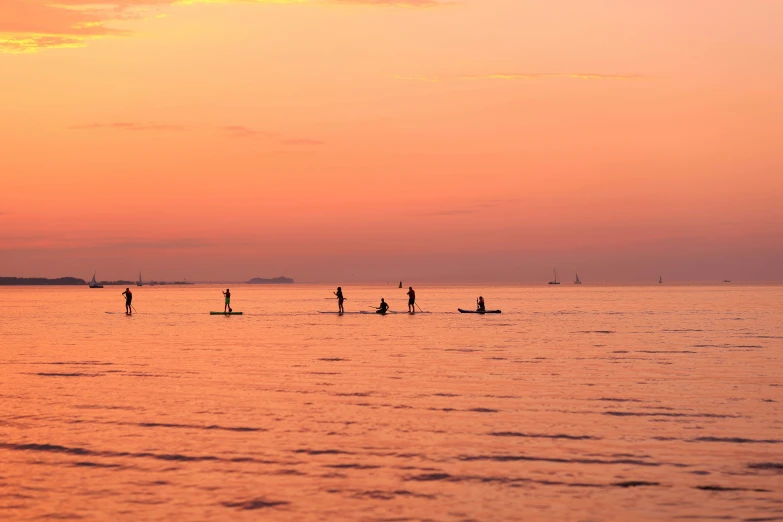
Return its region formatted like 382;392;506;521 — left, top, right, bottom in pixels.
548;269;560;285
659;276;663;284
574;273;581;284
247;276;294;284
137;272;143;287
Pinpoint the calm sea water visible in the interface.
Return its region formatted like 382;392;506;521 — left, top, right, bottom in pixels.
1;284;781;521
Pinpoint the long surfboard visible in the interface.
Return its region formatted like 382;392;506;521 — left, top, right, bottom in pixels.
458;309;502;314
210;311;243;315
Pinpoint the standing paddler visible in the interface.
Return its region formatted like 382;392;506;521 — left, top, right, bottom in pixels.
334;287;345;314
222;288;232;313
407;286;416;313
121;287;133;314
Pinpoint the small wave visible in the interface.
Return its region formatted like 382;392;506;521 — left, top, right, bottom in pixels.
348;489;436;500
489;432;599;440
605;411;739;418
696;485;770;492
45;361;114;366
293;449;354;455
691;437;782;444
221;498;289;510
748;463;783;472
324;463;381;469
35;373;103;377
612;481;661;487
457;454;661;467
136;422;263;432
692;344;763;349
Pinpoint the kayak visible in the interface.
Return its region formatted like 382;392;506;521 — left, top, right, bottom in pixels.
210;312;243;315
458;309;501;314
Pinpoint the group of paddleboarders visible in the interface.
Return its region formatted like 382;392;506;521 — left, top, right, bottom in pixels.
118;286;491;315
326;286;487;314
331;286;417;314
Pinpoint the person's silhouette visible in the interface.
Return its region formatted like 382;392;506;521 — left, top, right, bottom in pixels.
407;287;416;313
334;287;345;314
121;288;133;314
222;289;232;313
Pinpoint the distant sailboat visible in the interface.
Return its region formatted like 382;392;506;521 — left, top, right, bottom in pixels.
574;273;582;284
89;272;103;289
549;269;560;285
137;272;143;287
659;276;663;284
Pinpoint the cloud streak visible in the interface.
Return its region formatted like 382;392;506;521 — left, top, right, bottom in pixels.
282;138;325;146
222;125;277;138
69;122;187;131
393;73;644;83
462;73;644;81
1;0;450;53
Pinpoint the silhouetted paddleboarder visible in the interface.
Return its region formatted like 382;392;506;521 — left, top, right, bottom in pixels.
376;298;390;315
121;288;133;314
477;296;485;312
407;286;416;313
222;289;232;313
334;287;345;314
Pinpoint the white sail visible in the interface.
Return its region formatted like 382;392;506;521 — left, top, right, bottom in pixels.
89;272;103;288
575;273;581;284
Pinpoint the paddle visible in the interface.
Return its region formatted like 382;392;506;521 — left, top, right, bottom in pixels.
416;303;424;313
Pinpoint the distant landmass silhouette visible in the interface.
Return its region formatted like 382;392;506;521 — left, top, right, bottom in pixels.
247;276;294;284
0;277;87;286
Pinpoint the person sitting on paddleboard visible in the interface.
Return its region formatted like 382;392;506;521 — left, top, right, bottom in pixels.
122;288;133;314
376;298;390;314
407;286;416;313
334;287;345;314
223;289;232;313
477;296;485;312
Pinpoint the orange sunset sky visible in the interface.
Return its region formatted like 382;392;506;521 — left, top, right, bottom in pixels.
1;0;782;282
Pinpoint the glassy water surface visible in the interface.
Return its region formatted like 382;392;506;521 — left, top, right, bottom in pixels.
1;284;781;520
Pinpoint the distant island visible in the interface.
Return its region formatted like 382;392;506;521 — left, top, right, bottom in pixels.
247;276;294;284
0;277;87;286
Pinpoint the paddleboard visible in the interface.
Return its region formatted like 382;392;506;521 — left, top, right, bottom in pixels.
458;309;502;314
210;312;243;315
